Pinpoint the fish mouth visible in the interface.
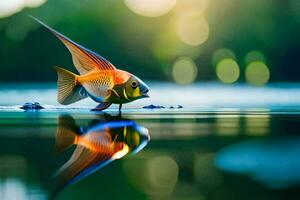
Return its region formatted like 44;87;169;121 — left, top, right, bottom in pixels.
139;82;150;98
141;87;149;98
142;93;149;98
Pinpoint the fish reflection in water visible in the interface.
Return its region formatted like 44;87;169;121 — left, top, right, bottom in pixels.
49;114;150;197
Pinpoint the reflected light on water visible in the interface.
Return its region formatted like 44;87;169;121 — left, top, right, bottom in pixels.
123;153;179;198
173;118;198;137
0;178;27;200
0;155;27;169
0;0;47;18
245;61;270;86
216;116;240;136
172;57;198;84
124;0;176;17
176;11;209;46
0;156;46;200
148;156;178;189
0;178;46;200
215;137;300;188
245;115;270;136
216;58;240;84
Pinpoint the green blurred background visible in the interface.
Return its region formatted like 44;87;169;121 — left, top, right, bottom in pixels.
0;0;299;86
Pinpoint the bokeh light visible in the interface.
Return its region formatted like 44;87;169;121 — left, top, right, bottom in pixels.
244;50;266;65
216;58;240;84
175;0;208;14
0;0;47;18
0;0;24;18
25;0;47;7
212;48;236;66
176;11;209;46
152;30;203;63
123;153;179;198
124;0;176;17
148;156;179;189
245;61;270;86
172;57;198;84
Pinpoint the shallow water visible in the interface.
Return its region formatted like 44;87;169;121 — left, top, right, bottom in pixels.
0;83;300;200
0;108;300;200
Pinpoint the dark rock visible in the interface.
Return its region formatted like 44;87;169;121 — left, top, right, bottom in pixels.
143;104;165;109
170;105;183;109
20;102;44;110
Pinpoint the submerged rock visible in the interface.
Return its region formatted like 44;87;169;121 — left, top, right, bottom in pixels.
170;105;183;109
20;102;44;110
143;104;165;109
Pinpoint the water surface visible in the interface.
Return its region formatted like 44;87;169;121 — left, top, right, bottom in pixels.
0;83;300;200
0;108;300;200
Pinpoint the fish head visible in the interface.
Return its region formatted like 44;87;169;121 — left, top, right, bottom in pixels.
125;124;150;154
125;75;150;101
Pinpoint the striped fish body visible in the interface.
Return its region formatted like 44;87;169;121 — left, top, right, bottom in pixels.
75;130;124;153
77;69;131;103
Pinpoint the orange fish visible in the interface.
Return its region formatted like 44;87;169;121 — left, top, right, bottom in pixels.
50;115;149;197
32;17;149;111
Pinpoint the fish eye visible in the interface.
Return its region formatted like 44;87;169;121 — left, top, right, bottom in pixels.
131;81;138;89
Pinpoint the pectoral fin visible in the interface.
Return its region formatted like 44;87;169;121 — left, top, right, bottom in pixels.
91;102;112;111
104;89;120;103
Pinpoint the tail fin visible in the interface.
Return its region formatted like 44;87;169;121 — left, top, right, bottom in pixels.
54;66;86;105
54;115;80;153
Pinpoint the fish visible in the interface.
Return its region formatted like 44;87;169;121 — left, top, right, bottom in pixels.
49;114;150;198
31;17;150;111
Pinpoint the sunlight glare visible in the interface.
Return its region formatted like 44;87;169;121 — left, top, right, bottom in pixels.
176;11;209;46
176;0;208;14
0;0;24;18
172;57;198;84
25;0;47;8
245;61;270;86
0;0;47;18
216;58;240;84
124;0;176;17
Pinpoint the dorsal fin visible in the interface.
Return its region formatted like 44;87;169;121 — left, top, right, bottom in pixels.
31;16;117;74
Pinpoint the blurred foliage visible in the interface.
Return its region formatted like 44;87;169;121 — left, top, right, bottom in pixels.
0;0;299;83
